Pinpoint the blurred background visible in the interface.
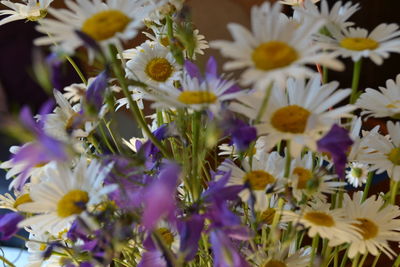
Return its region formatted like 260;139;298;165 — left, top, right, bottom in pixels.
0;0;399;264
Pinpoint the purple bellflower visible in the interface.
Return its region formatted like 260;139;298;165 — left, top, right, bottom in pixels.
317;124;354;179
86;69;109;111
0;212;24;240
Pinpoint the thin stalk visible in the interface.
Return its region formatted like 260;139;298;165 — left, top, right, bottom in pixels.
108;45;171;158
284;141;291;178
191;111;202;200
339;246;349;267
255;82;274;123
0;255;16;267
309;235;320;267
104;119;122;154
371;253;381;267
395;252;400;267
99;122;116;154
65;55;87;85
351;253;360;267
390;180;399;205
322;66;328;84
349;60;362;104
362;171;374;202
358;253;368;267
333;247;339;267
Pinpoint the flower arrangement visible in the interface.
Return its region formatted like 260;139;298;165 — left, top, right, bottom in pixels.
1;0;400;266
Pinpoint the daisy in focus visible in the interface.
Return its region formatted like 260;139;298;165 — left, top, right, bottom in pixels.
356;74;400;119
217;152;286;211
123;41;181;89
315;23;400;65
18;158;116;234
359;121;400;181
281;200;360;246
0;0;53;26
230;75;354;156
210;2;343;90
343;192;400;259
34;0;149;55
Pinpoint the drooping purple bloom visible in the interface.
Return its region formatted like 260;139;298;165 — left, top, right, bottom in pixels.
137;250;167;267
86;70;109;110
46;52;63;90
202;169;243;203
0;212;23;240
141;162;181;230
317;124;353;179
178;215;205;261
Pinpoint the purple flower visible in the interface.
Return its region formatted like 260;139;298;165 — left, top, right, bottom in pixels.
202;169;243;204
317;124;353;179
46;53;63;90
86;70;108;111
141;162;181;230
0;212;23;240
138;250;167;267
178;215;205;261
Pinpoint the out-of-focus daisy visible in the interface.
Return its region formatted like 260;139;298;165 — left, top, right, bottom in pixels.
34;0;148;55
210;2;343;90
280;0;319;6
294;0;359;33
0;186;33;212
144;0;184;21
315;24;400;65
25;230;64;267
281;200;360;246
0;0;53;26
18;158;116;234
144;23;209;59
346;162;369;188
359;121;400;181
289;152;345;202
218;136;269;160
343;192;400;259
356;74;400;119
230;75;353;156
251;243;311;267
123;41;181;89
217;152;286;211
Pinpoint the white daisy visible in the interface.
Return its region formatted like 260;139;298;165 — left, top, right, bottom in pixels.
34;0;149;55
144;0;184;21
356;74;400;119
315;23;400;65
251;243;311;267
217;152;286;212
0;0;53;26
345;162;369;188
0;186;32;212
147;70;245;113
123;41;181;89
358;121;400;181
210;2;343;90
281;200;360;246
294;0;359;33
18;158;116;235
143;23;209;59
218;136;269;160
230;75;354;156
280;0;319;6
25;230;64;267
289;152;345;202
343;192;400;259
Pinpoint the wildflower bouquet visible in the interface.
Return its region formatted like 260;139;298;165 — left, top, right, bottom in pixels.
1;0;400;266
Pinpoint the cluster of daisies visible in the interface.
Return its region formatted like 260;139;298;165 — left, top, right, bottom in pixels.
0;0;400;266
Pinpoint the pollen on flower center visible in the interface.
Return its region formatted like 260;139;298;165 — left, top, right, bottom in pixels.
293;167;313;189
352;218;378;240
303;211;335;227
243;170;276;191
262;259;287;267
13;194;33;209
156;227;174;246
252;41;298;71
340;37;379;51
178;91;217;105
387;147;400;165
260;208;276;225
57;190;89;218
145;58;174;82
270;105;310;134
82;10;131;41
350;167;363;179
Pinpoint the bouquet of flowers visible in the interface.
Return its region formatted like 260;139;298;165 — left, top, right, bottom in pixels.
1;0;400;266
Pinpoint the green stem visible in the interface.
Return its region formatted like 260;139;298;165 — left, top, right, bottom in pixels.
351;253;360;267
390;180;399;205
255;82;274;123
191;111;202;200
108;45;171;158
322;66;328;84
309;235;320;267
0;255;16;267
104;119;122;154
333;247;339;267
358;253;368;267
339;246;349;267
65;55;87;85
362;171;374;202
284;140;291;178
349;59;362;104
371;253;380;267
99;122;116;154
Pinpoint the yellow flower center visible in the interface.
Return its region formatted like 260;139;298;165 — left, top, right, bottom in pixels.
270;105;310;134
27;9;48;21
160;36;170;47
82;10;131;41
262;260;287;267
352;218;378;240
340;37;379;51
260;208;276;225
57;190;89;218
145;58;174;82
178;91;217;105
252;41;298;71
303;211;335;227
13;194;33;209
39;243;47;251
293;167;313;189
243;170;276;191
156;227;174;246
388;147;400;165
350;167;363;179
